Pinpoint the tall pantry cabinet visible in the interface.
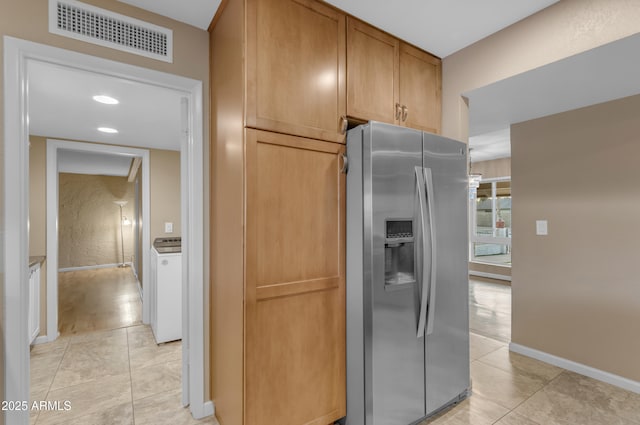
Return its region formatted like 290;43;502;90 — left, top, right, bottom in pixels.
209;0;346;424
209;0;442;424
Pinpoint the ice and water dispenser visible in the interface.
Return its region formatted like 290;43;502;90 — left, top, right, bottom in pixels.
384;220;416;290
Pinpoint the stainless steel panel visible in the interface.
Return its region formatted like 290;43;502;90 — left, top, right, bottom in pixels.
422;133;470;415
346;123;470;425
345;126;366;425
366;122;425;425
415;167;430;339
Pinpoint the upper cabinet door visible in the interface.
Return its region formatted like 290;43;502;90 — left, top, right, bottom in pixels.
346;18;399;124
399;42;442;134
246;0;346;143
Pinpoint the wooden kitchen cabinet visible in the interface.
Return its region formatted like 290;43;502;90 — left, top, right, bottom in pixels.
245;129;346;425
210;0;346;423
399;42;442;133
347;17;442;133
246;0;346;143
346;18;399;124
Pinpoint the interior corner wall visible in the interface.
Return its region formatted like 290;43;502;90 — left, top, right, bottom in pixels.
58;173;135;268
511;94;640;382
472;157;510;180
441;0;640;141
469;262;511;279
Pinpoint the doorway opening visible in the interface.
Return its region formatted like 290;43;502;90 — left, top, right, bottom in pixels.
47;143;151;336
44;141;151;340
3;36;209;423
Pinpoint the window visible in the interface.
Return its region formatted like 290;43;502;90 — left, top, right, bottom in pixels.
470;178;511;266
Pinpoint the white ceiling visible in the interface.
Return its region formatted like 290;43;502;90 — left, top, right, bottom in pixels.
114;0;559;164
58;150;134;176
324;0;560;58
31;1;640;166
119;0;559;58
28;60;183;152
118;0;219;32
469;129;510;163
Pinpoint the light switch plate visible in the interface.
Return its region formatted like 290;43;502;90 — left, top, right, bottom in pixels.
165;222;173;233
536;220;548;236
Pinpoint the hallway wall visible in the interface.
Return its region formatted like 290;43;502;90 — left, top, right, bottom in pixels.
511;93;640;382
149;149;181;240
58;173;135;268
28;137;180;339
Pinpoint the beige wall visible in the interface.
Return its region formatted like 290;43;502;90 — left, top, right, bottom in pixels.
28;137;181;337
149;149;181;240
472;157;510;180
511;94;640;382
58;173;135;268
469;262;511;279
442;0;640;141
27;136;182;250
443;0;640;383
29;138;48;334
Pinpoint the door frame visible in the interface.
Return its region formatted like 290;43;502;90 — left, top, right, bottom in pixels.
3;36;211;423
45;140;151;340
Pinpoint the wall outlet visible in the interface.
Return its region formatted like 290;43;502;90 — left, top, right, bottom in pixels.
165;222;173;233
536;220;548;236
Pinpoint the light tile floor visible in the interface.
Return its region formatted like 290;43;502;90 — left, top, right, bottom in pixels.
421;278;640;425
29;325;219;425
30;276;640;425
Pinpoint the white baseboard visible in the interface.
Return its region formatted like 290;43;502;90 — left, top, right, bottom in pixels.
509;342;640;394
32;335;53;345
59;262;133;272
204;401;215;417
469;270;512;282
192;401;215;420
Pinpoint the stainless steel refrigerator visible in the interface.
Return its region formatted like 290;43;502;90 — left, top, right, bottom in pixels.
344;122;470;425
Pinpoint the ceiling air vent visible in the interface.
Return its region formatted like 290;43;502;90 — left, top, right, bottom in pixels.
49;0;173;63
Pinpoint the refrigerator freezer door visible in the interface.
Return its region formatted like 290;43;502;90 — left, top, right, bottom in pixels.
365;122;426;424
422;133;470;415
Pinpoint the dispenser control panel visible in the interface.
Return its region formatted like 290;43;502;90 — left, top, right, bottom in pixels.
384;219;416;291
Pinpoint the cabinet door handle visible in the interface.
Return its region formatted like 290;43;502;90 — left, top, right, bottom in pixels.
402;105;409;122
395;103;402;121
340;152;349;174
340;115;348;135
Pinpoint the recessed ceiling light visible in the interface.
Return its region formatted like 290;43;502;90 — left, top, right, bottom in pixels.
98;127;118;134
93;95;119;105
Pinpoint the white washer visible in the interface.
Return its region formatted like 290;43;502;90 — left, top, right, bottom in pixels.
150;247;182;343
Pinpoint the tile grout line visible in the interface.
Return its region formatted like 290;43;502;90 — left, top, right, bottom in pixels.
127;327;137;425
31;336;71;425
489;370;566;425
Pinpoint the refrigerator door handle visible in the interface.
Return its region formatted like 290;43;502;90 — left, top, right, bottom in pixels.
415;166;429;338
423;167;437;336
